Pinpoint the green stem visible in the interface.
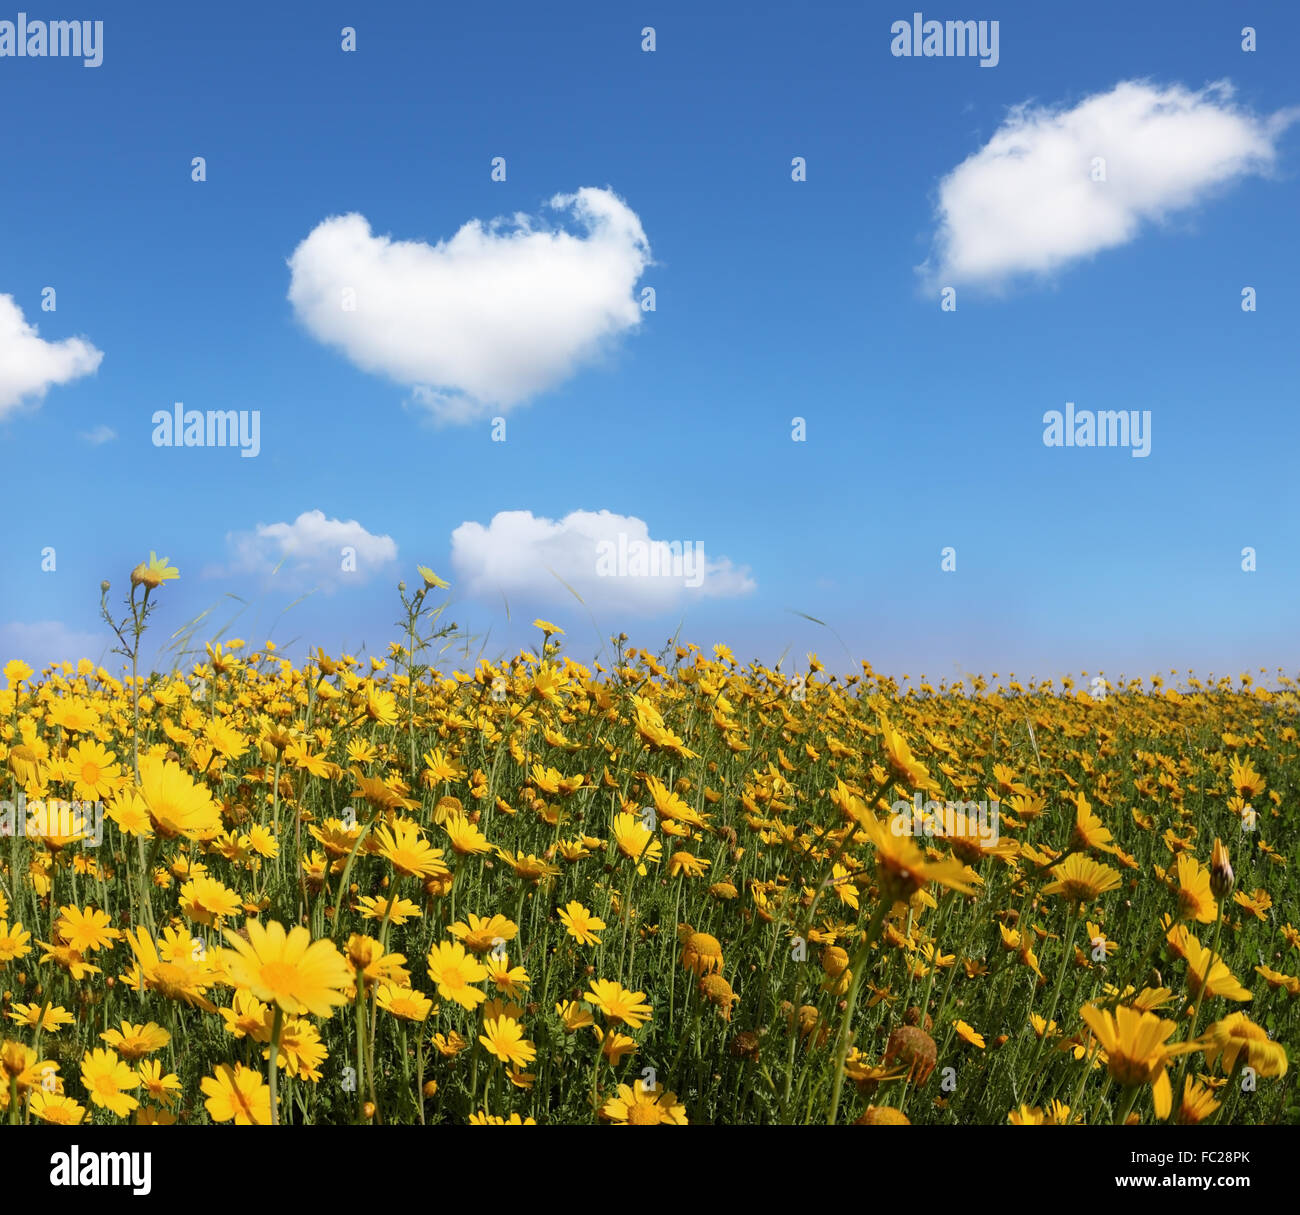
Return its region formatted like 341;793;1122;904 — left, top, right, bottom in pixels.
827;898;890;1124
353;982;367;1124
1114;1082;1140;1125
1173;908;1224;1099
1022;904;1079;1084
268;1004;284;1126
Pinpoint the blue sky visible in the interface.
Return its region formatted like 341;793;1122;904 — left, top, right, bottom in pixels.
2;0;1297;685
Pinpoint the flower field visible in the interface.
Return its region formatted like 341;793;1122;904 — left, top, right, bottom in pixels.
1;560;1296;1126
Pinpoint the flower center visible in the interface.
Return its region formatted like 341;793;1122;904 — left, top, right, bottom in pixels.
626;1101;662;1125
259;961;299;996
152;962;189;997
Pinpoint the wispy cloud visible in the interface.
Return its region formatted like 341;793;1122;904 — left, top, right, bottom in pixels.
0;294;103;418
451;508;755;615
923;80;1296;289
287;187;651;423
0;620;110;669
216;509;398;590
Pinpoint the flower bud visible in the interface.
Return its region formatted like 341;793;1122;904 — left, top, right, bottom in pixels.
1210;838;1234;898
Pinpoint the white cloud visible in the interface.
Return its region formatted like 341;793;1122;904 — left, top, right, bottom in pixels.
287;187;651;423
0;294;103;418
220;509;397;588
0;620;110;670
924;80;1296;288
78;424;116;444
450;509;755;614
